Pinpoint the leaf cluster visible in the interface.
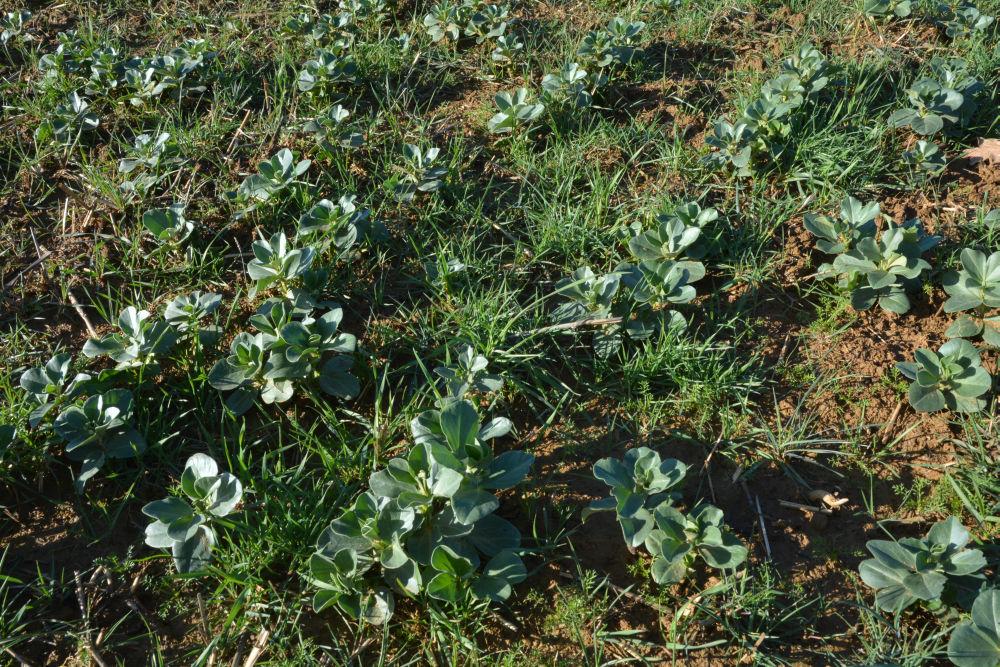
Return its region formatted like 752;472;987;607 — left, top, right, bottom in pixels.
704;44;829;174
208;297;359;414
308;399;532;624
808;197;938;314
860;517;987;613
585;448;747;584
896;339;992;413
54;389;146;491
390;144;448;202
943;249;1000;347
488;87;544;134
143;454;243;573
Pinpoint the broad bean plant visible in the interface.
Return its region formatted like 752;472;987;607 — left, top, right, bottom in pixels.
807;197;939;314
584;447;747;584
54;389;146;491
208;297;359;414
19;353;91;427
897;339;991;413
704;44;829;174
308;399;533;624
859;516;986;613
943;249;1000;347
552;201;718;357
143;454;243;573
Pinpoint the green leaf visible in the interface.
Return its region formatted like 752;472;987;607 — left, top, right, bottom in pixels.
582;496;617;520
384;558;422;595
651;554;689;584
73;455;106;492
439;400;479;453
618;509;655;548
225;387;256;415
82;336;125;359
431;545;475;578
142;497;194;524
144;520;174;548
483;450;533;489
948;589;1000;667
477;417;512;440
426;572;460;603
379;540;409;569
172;525;215;573
982;320;1000;348
909;383;946;412
593;457;630;489
878;289;912;315
208;360;248;390
699;532;748;570
310;550;353;584
166;512;205;542
182;453;219;497
369;461;416;498
482;550;526;584
468;514;521;555
970;588;1000;646
948;623;1000;667
318;356;359;399
451;487;499;525
947;315;983;338
313;588;340;612
360;588;394;625
207;474;243;517
946;549;987;577
927;516;971;550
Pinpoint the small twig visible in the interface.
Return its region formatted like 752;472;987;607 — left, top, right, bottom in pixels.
81;638;111;667
490;609;520;632
778;499;832;515
73;570;89;624
3;251;51;291
4;647;37;667
513;317;623;338
775;333;792;366
29;227;43;260
229;638;245;667
879;400;905;446
197;593;211;641
196;593;216;667
346;638;373;662
226;110;252;154
78;208;94;234
755;495;772;561
183;162;203;201
880;515;931;525
794;194;816;213
74;571;110;667
66;290;98;338
740;484;771;560
241;628;270;667
700;435;723;506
